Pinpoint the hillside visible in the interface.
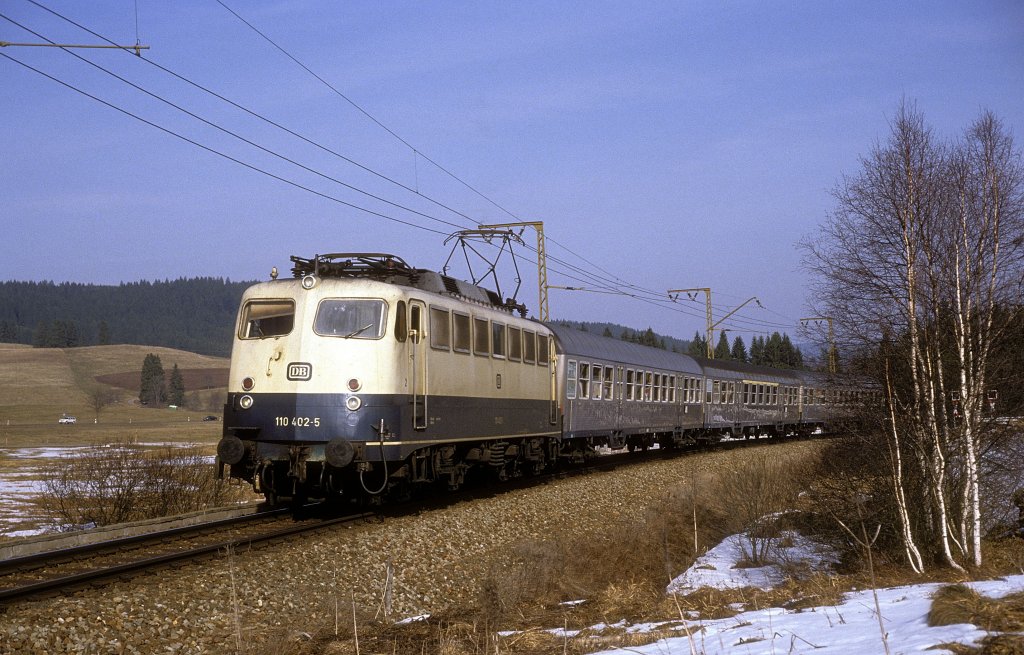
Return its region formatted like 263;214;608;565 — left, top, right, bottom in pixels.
0;343;228;425
0;278;252;357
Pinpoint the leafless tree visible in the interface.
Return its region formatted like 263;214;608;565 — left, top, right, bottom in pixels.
802;102;1024;571
87;385;118;422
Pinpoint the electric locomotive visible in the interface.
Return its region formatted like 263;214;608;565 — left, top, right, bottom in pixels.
218;253;559;503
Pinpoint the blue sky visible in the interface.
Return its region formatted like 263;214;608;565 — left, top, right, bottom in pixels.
2;1;1022;344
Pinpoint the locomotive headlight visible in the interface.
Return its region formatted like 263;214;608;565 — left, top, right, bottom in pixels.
345;396;362;411
347;378;362;392
239;394;254;410
301;274;318;290
242;377;255;391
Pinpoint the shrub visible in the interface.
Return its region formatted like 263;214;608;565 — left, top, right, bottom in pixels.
38;436;248;527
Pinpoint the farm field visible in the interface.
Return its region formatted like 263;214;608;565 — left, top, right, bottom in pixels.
0;343;231;535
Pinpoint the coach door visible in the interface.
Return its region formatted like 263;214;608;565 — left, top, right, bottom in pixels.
409;300;428;430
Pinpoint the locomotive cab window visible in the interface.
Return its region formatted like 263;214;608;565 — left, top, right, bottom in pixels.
395;301;407;343
314;299;387;339
240;299;295;339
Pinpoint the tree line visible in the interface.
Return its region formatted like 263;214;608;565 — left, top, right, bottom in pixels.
0;278;252;357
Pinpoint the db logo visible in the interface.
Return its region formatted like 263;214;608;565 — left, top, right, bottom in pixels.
287;362;313;381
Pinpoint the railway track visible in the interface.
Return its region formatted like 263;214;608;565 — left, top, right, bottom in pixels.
0;430;834;605
0;507;374;605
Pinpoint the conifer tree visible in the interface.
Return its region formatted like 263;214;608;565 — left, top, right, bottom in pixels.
714;332;731;359
731;335;748;362
140;354;167;406
168;364;186;407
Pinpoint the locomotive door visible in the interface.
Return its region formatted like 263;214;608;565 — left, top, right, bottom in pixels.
409;301;428;430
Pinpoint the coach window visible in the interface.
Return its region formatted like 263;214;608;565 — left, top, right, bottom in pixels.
428;307;450;350
603;366;614;400
653;373;662;402
315;299;388;339
626;370;635;401
591;365;602;400
523;330;537;364
644;371;653;402
578;362;590;398
492;322;506;359
669;375;677;403
712;380;721;404
473;317;490;356
566;360;578;399
452;312;471;354
537;334;550;366
508;326;522;361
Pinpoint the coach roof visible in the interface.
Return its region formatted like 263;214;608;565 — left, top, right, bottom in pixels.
546;324;704;374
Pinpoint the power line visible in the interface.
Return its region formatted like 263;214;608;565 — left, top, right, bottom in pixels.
0;50;450;236
215;0;523;222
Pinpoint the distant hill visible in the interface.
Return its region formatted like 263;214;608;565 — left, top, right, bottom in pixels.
0;278;253;357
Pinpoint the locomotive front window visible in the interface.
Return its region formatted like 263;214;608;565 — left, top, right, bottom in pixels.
240;299;295;339
314;299;387;339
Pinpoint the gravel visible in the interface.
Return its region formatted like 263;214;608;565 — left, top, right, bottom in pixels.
0;439;825;654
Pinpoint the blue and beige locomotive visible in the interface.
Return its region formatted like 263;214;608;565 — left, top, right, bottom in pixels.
218;252;845;503
218;254;559;503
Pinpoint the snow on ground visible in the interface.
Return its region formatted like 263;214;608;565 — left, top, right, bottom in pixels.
580;533;1024;655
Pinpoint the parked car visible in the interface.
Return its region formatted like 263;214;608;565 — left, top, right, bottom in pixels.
58;414;77;424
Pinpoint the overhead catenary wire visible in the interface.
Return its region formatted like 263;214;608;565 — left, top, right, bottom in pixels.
0;51;450;237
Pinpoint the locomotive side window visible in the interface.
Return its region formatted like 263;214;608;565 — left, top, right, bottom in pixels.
566;360;577;399
523;330;536;364
314;299;387;339
240;299;295;339
491;322;506;359
508;327;522;361
452;312;471;354
395;301;407;343
429;307;451;351
473;317;490;356
409;304;422;343
537;334;550;366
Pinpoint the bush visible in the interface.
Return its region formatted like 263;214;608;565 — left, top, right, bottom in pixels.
38;436;248;527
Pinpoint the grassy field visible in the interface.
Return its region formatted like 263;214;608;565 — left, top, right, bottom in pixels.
0;343;229;449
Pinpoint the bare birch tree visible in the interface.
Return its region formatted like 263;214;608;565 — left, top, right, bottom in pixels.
802;102;1023;570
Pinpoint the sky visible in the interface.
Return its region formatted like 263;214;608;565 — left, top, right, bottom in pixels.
3;1;1023;345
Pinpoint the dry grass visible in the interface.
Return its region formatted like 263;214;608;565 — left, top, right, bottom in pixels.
0;343;228;449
